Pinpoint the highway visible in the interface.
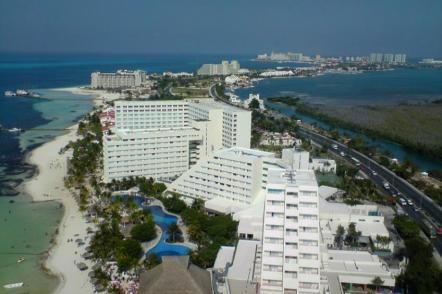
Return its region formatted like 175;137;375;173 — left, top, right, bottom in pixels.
298;127;442;255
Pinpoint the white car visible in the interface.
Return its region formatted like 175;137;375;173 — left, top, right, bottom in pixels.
340;151;346;157
400;198;407;205
332;144;338;150
372;171;377;176
407;199;413;206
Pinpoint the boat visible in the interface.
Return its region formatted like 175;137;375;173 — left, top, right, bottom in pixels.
8;128;22;133
4;91;16;97
3;282;24;289
17;257;25;263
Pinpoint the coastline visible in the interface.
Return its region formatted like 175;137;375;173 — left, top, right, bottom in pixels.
18;86;120;293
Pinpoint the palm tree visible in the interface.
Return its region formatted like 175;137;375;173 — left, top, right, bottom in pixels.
167;223;182;243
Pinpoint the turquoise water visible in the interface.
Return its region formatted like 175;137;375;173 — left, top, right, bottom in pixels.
235;67;442;171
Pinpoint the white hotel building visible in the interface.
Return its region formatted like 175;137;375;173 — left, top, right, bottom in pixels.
91;70;147;89
103;99;251;183
260;169;321;294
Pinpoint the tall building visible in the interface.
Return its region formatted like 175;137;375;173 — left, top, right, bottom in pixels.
260;169;320;294
369;53;384;63
383;54;394;64
197;60;241;76
394;54;406;63
103;99;251;183
91;70;146;89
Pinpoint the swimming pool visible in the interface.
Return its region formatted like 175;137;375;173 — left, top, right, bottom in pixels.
145;205;190;257
112;196;190;257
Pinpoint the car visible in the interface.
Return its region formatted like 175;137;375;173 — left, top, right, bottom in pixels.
399;198;407;205
407;199;413;206
436;227;442;236
340;151;346;157
372;171;377;176
383;182;390;189
332;144;338;150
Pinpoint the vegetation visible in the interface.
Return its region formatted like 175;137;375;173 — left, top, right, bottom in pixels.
393;215;442;293
268;96;300;107
160;195;237;268
295;102;442;162
248;98;260;109
167;223;183;243
130;221;157;242
115;238;143;271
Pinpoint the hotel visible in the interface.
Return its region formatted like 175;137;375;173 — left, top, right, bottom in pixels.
103;99;251;183
91;70;147;89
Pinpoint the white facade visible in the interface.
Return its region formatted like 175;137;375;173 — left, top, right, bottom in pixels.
168;147;275;206
91;70;146;89
103;99;251;183
260;169;321;294
282;148;337;174
197;60;240;76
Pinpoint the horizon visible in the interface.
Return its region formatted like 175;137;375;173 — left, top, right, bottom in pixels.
1;0;440;58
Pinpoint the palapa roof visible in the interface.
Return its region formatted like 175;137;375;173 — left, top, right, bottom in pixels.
138;255;212;294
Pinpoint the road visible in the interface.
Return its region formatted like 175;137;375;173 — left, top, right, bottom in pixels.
298;127;442;255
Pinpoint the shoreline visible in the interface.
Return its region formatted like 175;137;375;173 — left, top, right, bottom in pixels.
18;86;118;293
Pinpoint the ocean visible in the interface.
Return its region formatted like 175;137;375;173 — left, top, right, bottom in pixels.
0;53;441;293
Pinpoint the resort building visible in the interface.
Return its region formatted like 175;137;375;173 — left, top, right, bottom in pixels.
260;168;321;294
282;147;337;174
91;70;147;89
103;99;251;183
168;147;280;207
197;60;241;76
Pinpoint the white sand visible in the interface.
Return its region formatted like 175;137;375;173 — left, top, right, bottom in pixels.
23;125;95;294
21;86;121;293
52;86;121;107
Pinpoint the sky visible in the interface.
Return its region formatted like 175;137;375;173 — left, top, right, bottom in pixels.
0;0;441;58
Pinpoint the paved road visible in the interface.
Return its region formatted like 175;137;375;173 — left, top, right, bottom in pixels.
298;127;442;255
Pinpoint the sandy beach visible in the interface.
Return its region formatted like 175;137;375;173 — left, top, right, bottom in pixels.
23;124;96;294
20;86;119;294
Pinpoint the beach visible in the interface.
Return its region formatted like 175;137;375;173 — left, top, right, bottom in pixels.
20;87;120;293
23;124;95;294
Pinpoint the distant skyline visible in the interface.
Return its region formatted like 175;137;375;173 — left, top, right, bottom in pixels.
0;0;441;58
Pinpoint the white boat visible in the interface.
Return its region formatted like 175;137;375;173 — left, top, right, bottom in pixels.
4;91;16;96
16;89;29;96
3;282;24;289
8;128;22;133
17;257;25;263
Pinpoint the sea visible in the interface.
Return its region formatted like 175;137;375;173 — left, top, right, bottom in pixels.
0;53;441;293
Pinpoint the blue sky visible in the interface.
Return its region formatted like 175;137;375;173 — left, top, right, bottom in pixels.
0;0;440;57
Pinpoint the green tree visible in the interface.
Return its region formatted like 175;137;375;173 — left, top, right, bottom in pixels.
346;223;360;246
335;225;345;248
130;222;157;242
167;223;182;243
249;98;260;109
115;239;143;271
371;276;384;292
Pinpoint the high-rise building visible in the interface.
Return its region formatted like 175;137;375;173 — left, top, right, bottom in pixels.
394;54;406;63
383;54;394;64
91;70;147;89
260;169;320;294
197;60;241;76
103;99;251;182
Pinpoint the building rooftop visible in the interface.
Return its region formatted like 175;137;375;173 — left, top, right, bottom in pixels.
214;147;275;160
213;246;235;271
138;255;212;294
192;100;250;113
227;240;260;281
267;168;317;187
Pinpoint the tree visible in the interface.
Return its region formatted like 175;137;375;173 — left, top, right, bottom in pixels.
249;98;260;109
346;223;361;247
335;225;345;248
371;276;384;292
115;238;143;271
167;223;182;243
130;222;157;242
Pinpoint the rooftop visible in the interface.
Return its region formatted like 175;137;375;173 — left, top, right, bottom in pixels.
138;255;212;294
